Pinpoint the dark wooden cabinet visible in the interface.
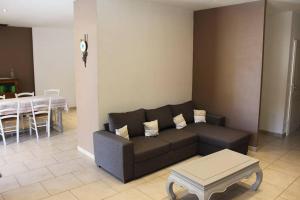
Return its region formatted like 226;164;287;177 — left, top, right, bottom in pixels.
0;78;20;98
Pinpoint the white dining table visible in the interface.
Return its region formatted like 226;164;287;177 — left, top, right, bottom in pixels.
0;96;68;132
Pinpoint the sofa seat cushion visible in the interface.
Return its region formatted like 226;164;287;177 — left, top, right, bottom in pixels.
186;123;251;148
131;137;170;162
145;105;174;130
158;129;198;150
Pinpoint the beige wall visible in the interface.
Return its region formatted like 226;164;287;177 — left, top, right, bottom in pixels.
32;27;76;107
259;9;293;134
293;12;300;40
97;0;194;131
74;0;194;155
74;0;100;153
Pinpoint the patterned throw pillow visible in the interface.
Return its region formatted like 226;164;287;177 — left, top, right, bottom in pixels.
194;110;206;123
115;125;129;140
144;120;159;137
173;114;187;129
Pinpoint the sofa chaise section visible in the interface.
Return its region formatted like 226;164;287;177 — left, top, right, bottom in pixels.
186;123;251;155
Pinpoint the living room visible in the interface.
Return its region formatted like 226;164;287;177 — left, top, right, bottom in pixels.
0;0;300;200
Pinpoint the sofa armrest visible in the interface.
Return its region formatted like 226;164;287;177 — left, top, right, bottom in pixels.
93;131;134;183
206;113;225;126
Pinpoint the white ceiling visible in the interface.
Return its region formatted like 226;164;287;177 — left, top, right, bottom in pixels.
0;0;73;27
149;0;260;10
0;0;280;28
268;0;300;11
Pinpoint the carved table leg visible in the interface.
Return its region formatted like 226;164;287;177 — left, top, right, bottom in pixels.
191;190;208;200
251;167;263;191
166;178;176;200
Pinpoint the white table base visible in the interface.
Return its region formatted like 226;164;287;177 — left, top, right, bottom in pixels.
51;108;64;133
166;164;263;200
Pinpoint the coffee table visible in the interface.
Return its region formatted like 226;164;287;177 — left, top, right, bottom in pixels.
166;149;263;200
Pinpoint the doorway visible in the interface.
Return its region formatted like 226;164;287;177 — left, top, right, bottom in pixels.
259;1;300;137
286;40;300;134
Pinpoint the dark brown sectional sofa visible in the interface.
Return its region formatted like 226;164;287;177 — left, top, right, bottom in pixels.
93;101;251;183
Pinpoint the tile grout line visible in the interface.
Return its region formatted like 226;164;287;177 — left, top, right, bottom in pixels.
273;176;300;200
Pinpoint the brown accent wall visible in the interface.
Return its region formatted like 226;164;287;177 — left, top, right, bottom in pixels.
192;1;265;146
0;26;35;92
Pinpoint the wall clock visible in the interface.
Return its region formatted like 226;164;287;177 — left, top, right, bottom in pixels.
80;34;88;67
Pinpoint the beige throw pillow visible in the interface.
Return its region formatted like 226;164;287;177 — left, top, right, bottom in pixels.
194;110;206;123
144;120;159;137
115;125;129;140
173;114;187;129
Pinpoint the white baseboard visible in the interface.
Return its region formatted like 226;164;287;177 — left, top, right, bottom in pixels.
77;146;95;160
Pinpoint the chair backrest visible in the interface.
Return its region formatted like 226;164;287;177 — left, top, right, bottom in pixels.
15;92;34;98
44;89;60;97
31;98;51;118
0;101;20;132
0;95;5;100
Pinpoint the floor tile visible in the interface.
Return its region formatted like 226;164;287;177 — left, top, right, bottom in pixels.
3;151;35;163
15;167;54;186
103;174;146;192
47;160;83;176
0;147;15;157
23;157;58;170
52;149;82;162
0;158;5;167
268;160;300;177
262;168;297;189
71;181;117;200
2;183;49;200
42;191;78;200
280;178;300;200
105;188;152;200
279;150;300;166
136;177;182;200
41;173;82;195
0;176;19;193
0;162;28;177
241;182;285;200
72;168;106;184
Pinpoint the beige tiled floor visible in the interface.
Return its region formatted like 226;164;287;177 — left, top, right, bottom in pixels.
0;109;300;200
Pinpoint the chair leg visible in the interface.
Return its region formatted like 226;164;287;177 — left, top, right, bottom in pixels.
35;127;39;140
16;129;19;144
34;122;39;140
46;120;50;137
20;115;24;130
1;134;6;146
29;121;32;136
17;116;20;144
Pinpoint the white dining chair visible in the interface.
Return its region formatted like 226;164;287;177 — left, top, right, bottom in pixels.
0;102;20;146
15;92;34;130
29;98;51;139
15;92;34;98
44;89;60;124
44;89;60;97
0;95;5;100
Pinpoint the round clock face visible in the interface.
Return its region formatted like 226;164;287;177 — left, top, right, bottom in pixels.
80;41;87;52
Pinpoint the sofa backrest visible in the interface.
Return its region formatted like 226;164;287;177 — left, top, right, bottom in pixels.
145;105;174;130
170;101;194;124
108;109;146;137
107;101;195;137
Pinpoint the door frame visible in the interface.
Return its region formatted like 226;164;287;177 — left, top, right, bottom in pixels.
285;39;298;135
